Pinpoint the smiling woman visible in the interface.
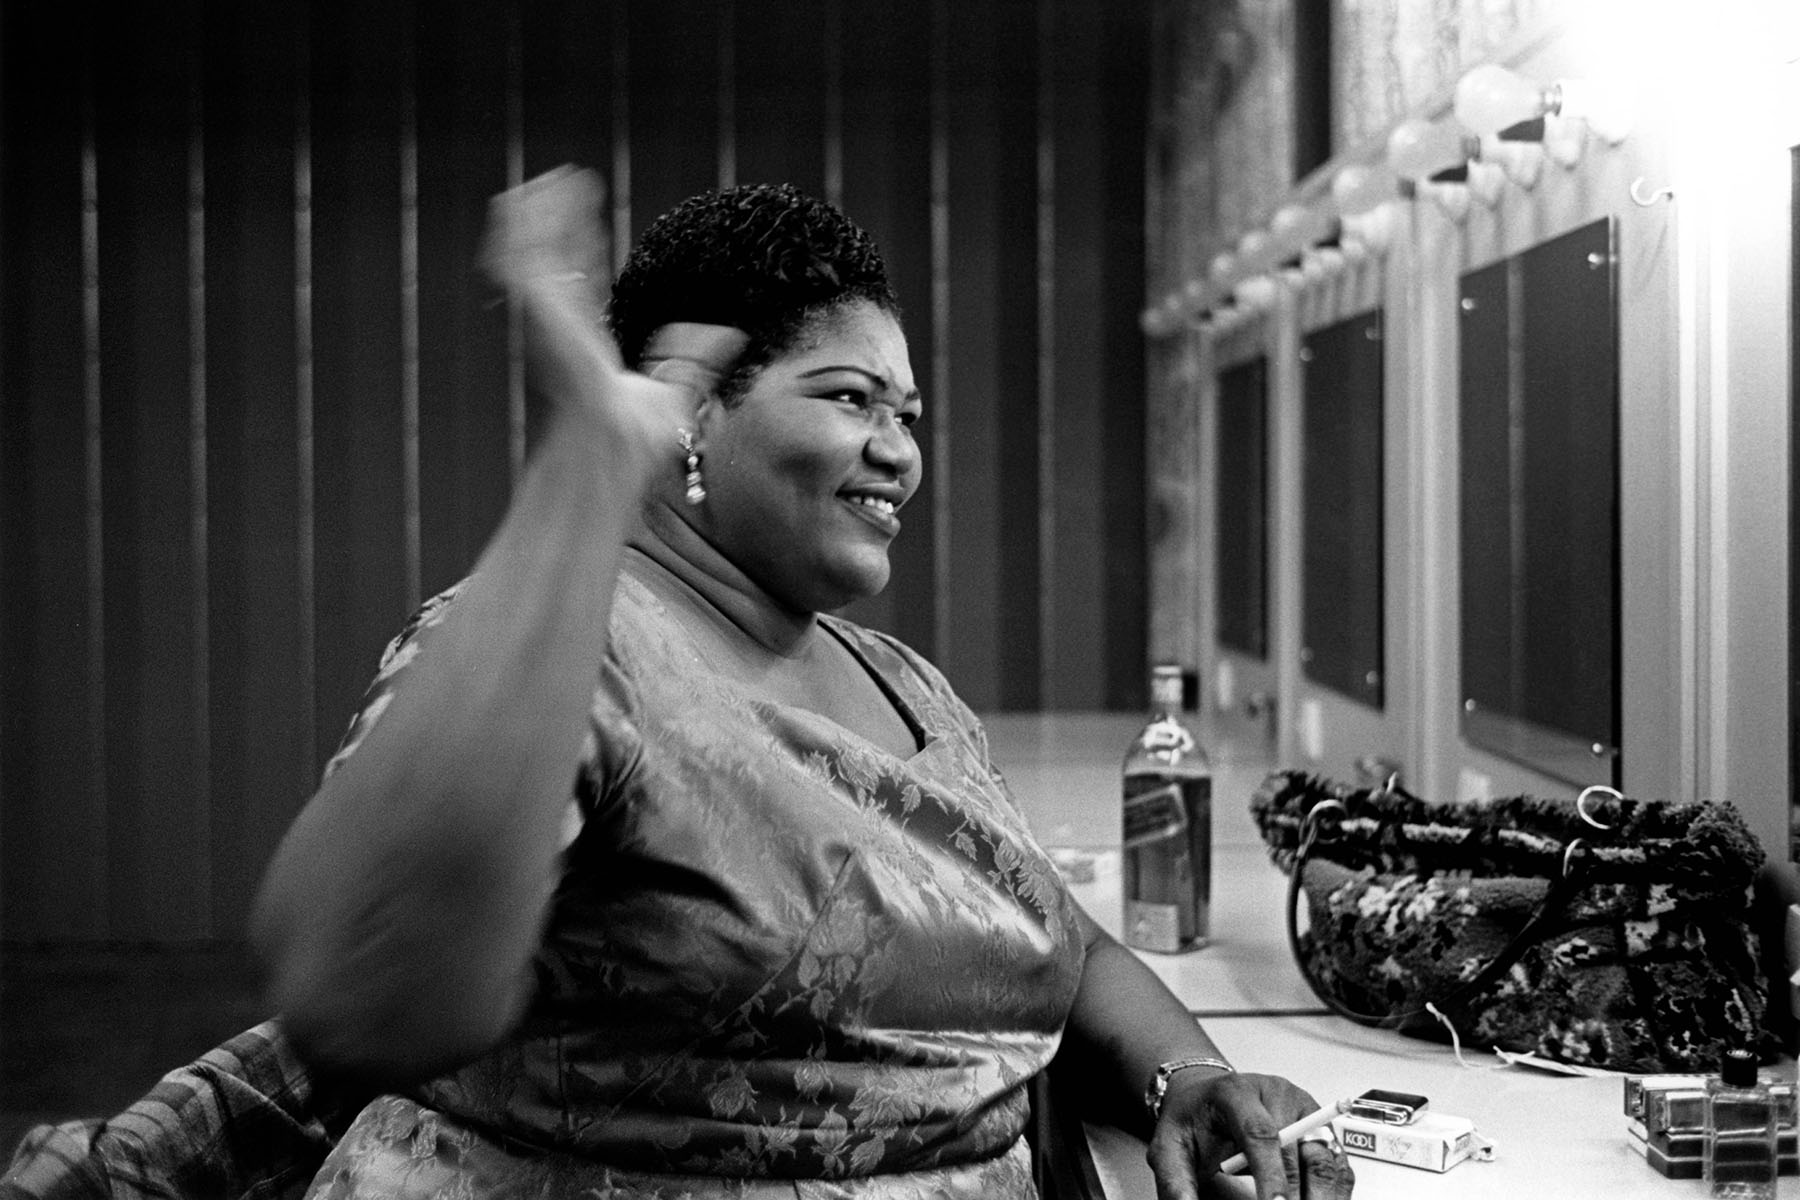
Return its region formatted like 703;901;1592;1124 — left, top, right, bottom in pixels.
3;170;1353;1200
693;307;920;610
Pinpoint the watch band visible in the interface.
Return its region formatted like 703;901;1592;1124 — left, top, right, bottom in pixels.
1144;1056;1236;1121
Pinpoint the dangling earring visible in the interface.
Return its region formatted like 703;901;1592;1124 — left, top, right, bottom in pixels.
676;428;706;505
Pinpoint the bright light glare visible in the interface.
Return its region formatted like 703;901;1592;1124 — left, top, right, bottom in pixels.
1564;0;1789;188
1564;0;1789;122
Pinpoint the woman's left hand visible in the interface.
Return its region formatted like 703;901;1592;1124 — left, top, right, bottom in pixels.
1146;1069;1355;1200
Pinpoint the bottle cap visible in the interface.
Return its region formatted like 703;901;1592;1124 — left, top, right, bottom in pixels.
1721;1047;1758;1087
1150;665;1184;707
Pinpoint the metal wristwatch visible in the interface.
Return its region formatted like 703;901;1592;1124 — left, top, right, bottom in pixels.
1144;1056;1236;1121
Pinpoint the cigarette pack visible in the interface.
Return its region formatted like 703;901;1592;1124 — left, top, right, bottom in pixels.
1331;1111;1486;1173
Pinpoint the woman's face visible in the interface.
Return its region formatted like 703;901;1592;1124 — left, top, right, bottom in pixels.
696;301;922;614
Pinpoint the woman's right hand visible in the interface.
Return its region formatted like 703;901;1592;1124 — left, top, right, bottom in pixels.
1149;1069;1355;1200
478;166;744;486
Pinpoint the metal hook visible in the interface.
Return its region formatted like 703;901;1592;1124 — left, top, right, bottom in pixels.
1575;785;1620;830
1300;798;1347;852
1562;837;1587;878
1629;177;1675;207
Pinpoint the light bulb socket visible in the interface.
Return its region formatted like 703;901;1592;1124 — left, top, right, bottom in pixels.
1420;181;1471;223
1482;110;1577;172
1542;112;1587;168
1466;160;1507;207
1497;116;1547;143
1340;204;1398;258
1478;133;1544;189
1543;79;1568;119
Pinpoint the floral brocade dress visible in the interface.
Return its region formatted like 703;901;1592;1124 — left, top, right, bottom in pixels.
302;553;1088;1200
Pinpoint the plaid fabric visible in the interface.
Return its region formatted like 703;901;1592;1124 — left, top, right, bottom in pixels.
1;1021;363;1200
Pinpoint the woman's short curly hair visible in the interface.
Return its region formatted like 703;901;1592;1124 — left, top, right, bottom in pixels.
607;183;899;401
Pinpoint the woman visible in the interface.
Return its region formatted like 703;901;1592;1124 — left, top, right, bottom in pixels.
11;170;1352;1200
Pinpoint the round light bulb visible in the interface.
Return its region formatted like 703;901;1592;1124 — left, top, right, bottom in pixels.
1329;164;1396;217
1454;64;1549;137
1302;246;1345;281
1330;166;1370;211
1208;252;1237;288
1234;276;1278;310
1386;118;1474;180
1270;203;1317;245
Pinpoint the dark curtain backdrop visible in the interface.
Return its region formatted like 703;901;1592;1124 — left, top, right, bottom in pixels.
0;0;1148;943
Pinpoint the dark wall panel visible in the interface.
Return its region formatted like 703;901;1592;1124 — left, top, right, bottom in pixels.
1043;0;1148;710
1459;219;1620;783
1094;4;1150;709
1046;0;1106;710
734;0;827;197
94;1;209;939
989;7;1046;712
202;0;312;939
626;0;723;242
1301;310;1384;709
940;1;1019;710
1458;260;1512;717
308;0;411;765
1;4;107;939
1518;222;1617;747
416;0;515;599
520;2;618;457
522;3;614;179
1216;356;1269;659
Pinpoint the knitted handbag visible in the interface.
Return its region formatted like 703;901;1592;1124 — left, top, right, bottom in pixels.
1250;769;1772;1072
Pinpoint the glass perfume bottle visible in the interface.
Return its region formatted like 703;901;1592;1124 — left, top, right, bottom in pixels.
1707;1047;1779;1199
1121;665;1212;953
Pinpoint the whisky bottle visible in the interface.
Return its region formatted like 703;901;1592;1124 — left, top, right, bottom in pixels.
1122;665;1212;953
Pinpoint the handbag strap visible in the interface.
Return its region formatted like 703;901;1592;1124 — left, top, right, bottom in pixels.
1283;799;1596;1031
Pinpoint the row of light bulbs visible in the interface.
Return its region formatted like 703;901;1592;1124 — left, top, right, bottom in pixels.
1143;62;1635;337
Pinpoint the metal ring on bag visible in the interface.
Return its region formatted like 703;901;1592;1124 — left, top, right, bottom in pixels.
1300;798;1348;852
1575;785;1620;830
1562;837;1587;878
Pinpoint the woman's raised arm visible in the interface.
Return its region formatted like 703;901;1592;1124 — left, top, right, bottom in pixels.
250;168;743;1088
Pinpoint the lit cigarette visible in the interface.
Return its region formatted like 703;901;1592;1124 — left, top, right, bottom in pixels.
1218;1099;1351;1176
